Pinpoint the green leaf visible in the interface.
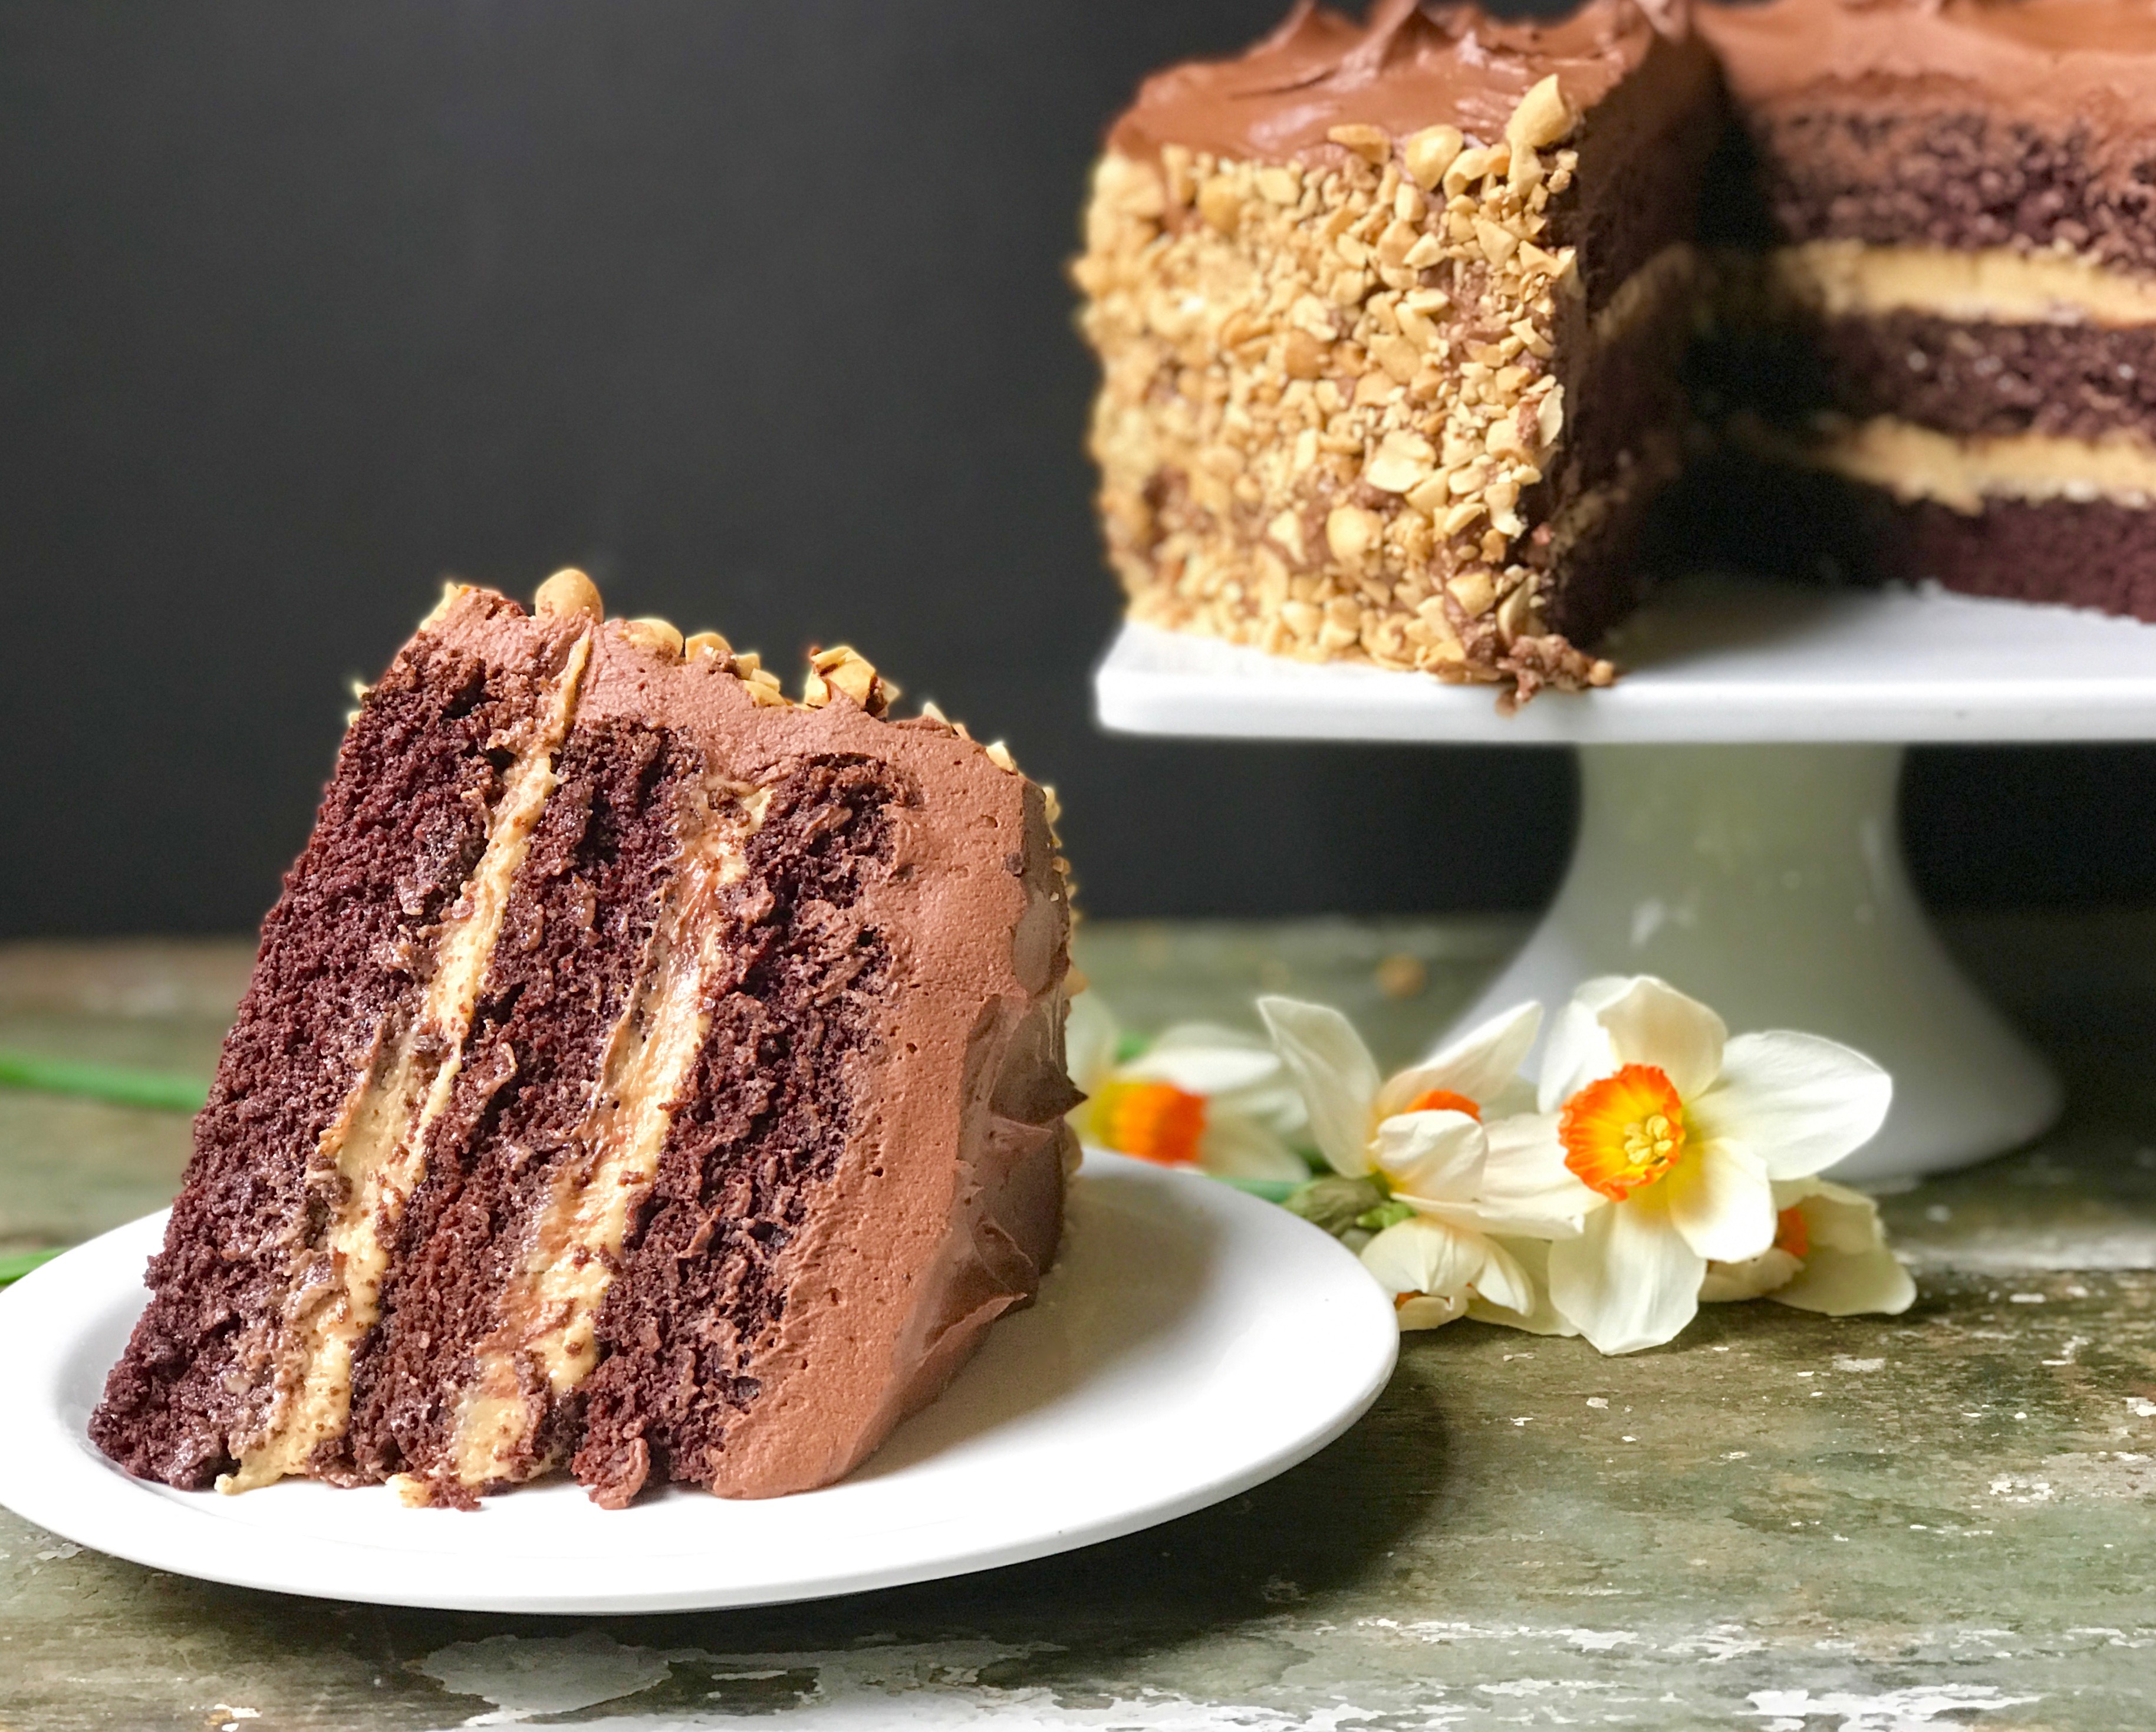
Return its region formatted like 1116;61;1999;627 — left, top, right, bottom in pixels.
0;1050;210;1113
1355;1199;1418;1232
1112;1030;1151;1064
0;1248;62;1288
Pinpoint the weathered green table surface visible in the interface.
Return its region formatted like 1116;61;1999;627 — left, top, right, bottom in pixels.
4;919;2153;1731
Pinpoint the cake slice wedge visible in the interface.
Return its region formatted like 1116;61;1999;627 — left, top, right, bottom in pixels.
90;573;1078;1506
1074;0;1726;702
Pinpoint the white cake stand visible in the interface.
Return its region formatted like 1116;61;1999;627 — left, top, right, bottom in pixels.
1095;577;2156;1179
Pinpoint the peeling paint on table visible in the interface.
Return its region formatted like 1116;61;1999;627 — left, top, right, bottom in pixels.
2;921;2153;1730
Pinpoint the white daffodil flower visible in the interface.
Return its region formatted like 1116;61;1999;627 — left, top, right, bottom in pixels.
1534;976;1893;1355
1699;1177;1915;1316
1362;1214;1536;1330
1258;995;1591;1330
1065;992;1308;1182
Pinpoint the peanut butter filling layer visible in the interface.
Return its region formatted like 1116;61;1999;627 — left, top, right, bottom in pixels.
443;783;770;1491
1775;241;2156;331
1781;415;2156;513
218;634;591;1494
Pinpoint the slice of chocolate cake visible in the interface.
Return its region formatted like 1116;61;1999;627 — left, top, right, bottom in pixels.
91;573;1078;1506
1073;0;1725;702
1697;0;2156;619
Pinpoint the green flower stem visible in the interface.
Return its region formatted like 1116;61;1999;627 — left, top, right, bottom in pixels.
0;1050;210;1113
0;1248;62;1288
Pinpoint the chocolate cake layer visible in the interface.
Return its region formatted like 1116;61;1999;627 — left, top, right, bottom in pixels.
1667;450;2156;622
1691;299;2156;446
95;576;1077;1506
1808;314;2156;444
344;718;697;1500
1075;0;1723;699
1702;0;2156;272
90;597;584;1487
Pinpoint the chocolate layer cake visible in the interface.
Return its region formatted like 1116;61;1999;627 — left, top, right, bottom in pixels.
1074;0;1725;702
1696;0;2156;618
91;572;1077;1506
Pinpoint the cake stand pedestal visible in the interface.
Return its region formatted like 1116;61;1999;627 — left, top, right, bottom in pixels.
1095;577;2156;1180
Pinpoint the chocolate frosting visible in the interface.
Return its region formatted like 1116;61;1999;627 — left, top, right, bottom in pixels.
1701;0;2156;129
560;614;1077;1499
1106;0;1690;163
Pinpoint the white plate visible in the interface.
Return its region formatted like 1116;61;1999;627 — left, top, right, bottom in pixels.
0;1151;1395;1614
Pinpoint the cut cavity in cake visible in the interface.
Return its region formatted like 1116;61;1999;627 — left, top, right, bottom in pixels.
1695;0;2156;620
1073;0;1724;703
90;571;1078;1506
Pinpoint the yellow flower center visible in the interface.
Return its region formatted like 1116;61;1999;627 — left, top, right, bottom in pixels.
1403;1087;1481;1121
1088;1079;1207;1165
1774;1203;1810;1260
1559;1063;1687;1201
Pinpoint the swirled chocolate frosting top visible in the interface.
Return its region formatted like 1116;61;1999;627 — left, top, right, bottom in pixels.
1700;0;2156;125
1105;0;1693;163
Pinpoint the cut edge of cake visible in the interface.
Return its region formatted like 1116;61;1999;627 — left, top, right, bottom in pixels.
1693;0;2156;623
89;572;1079;1506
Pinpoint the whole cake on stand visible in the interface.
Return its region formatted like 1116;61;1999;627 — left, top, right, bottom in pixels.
1077;0;2156;1176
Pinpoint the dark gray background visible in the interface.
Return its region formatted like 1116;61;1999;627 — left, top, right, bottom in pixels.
5;1;2153;938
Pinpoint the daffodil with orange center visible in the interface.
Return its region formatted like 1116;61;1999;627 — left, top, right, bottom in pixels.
1529;976;1894;1354
1259;995;1592;1331
1064;993;1308;1183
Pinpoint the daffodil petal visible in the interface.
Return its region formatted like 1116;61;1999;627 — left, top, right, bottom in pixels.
1546;1194;1704;1355
1466;1239;1579;1335
1123;1025;1285;1098
1146;1022;1274;1055
1595;976;1727;1099
1571;976;1640;1013
1123;1046;1281;1097
1259;995;1381;1178
1433;999;1543;1102
1064;992;1120;1100
1360;1215;1483;1299
1772;1177;1890;1254
1538;999;1617;1112
1690;1032;1892;1180
1666;1142;1776;1263
1773;1246;1916;1316
1396;1292;1470;1331
1472;1112;1602;1238
1470;1235;1536;1316
1377;1000;1542;1118
1699;1247;1804;1303
1373;1109;1486;1206
1195;1115;1311;1183
1213;1076;1312;1137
